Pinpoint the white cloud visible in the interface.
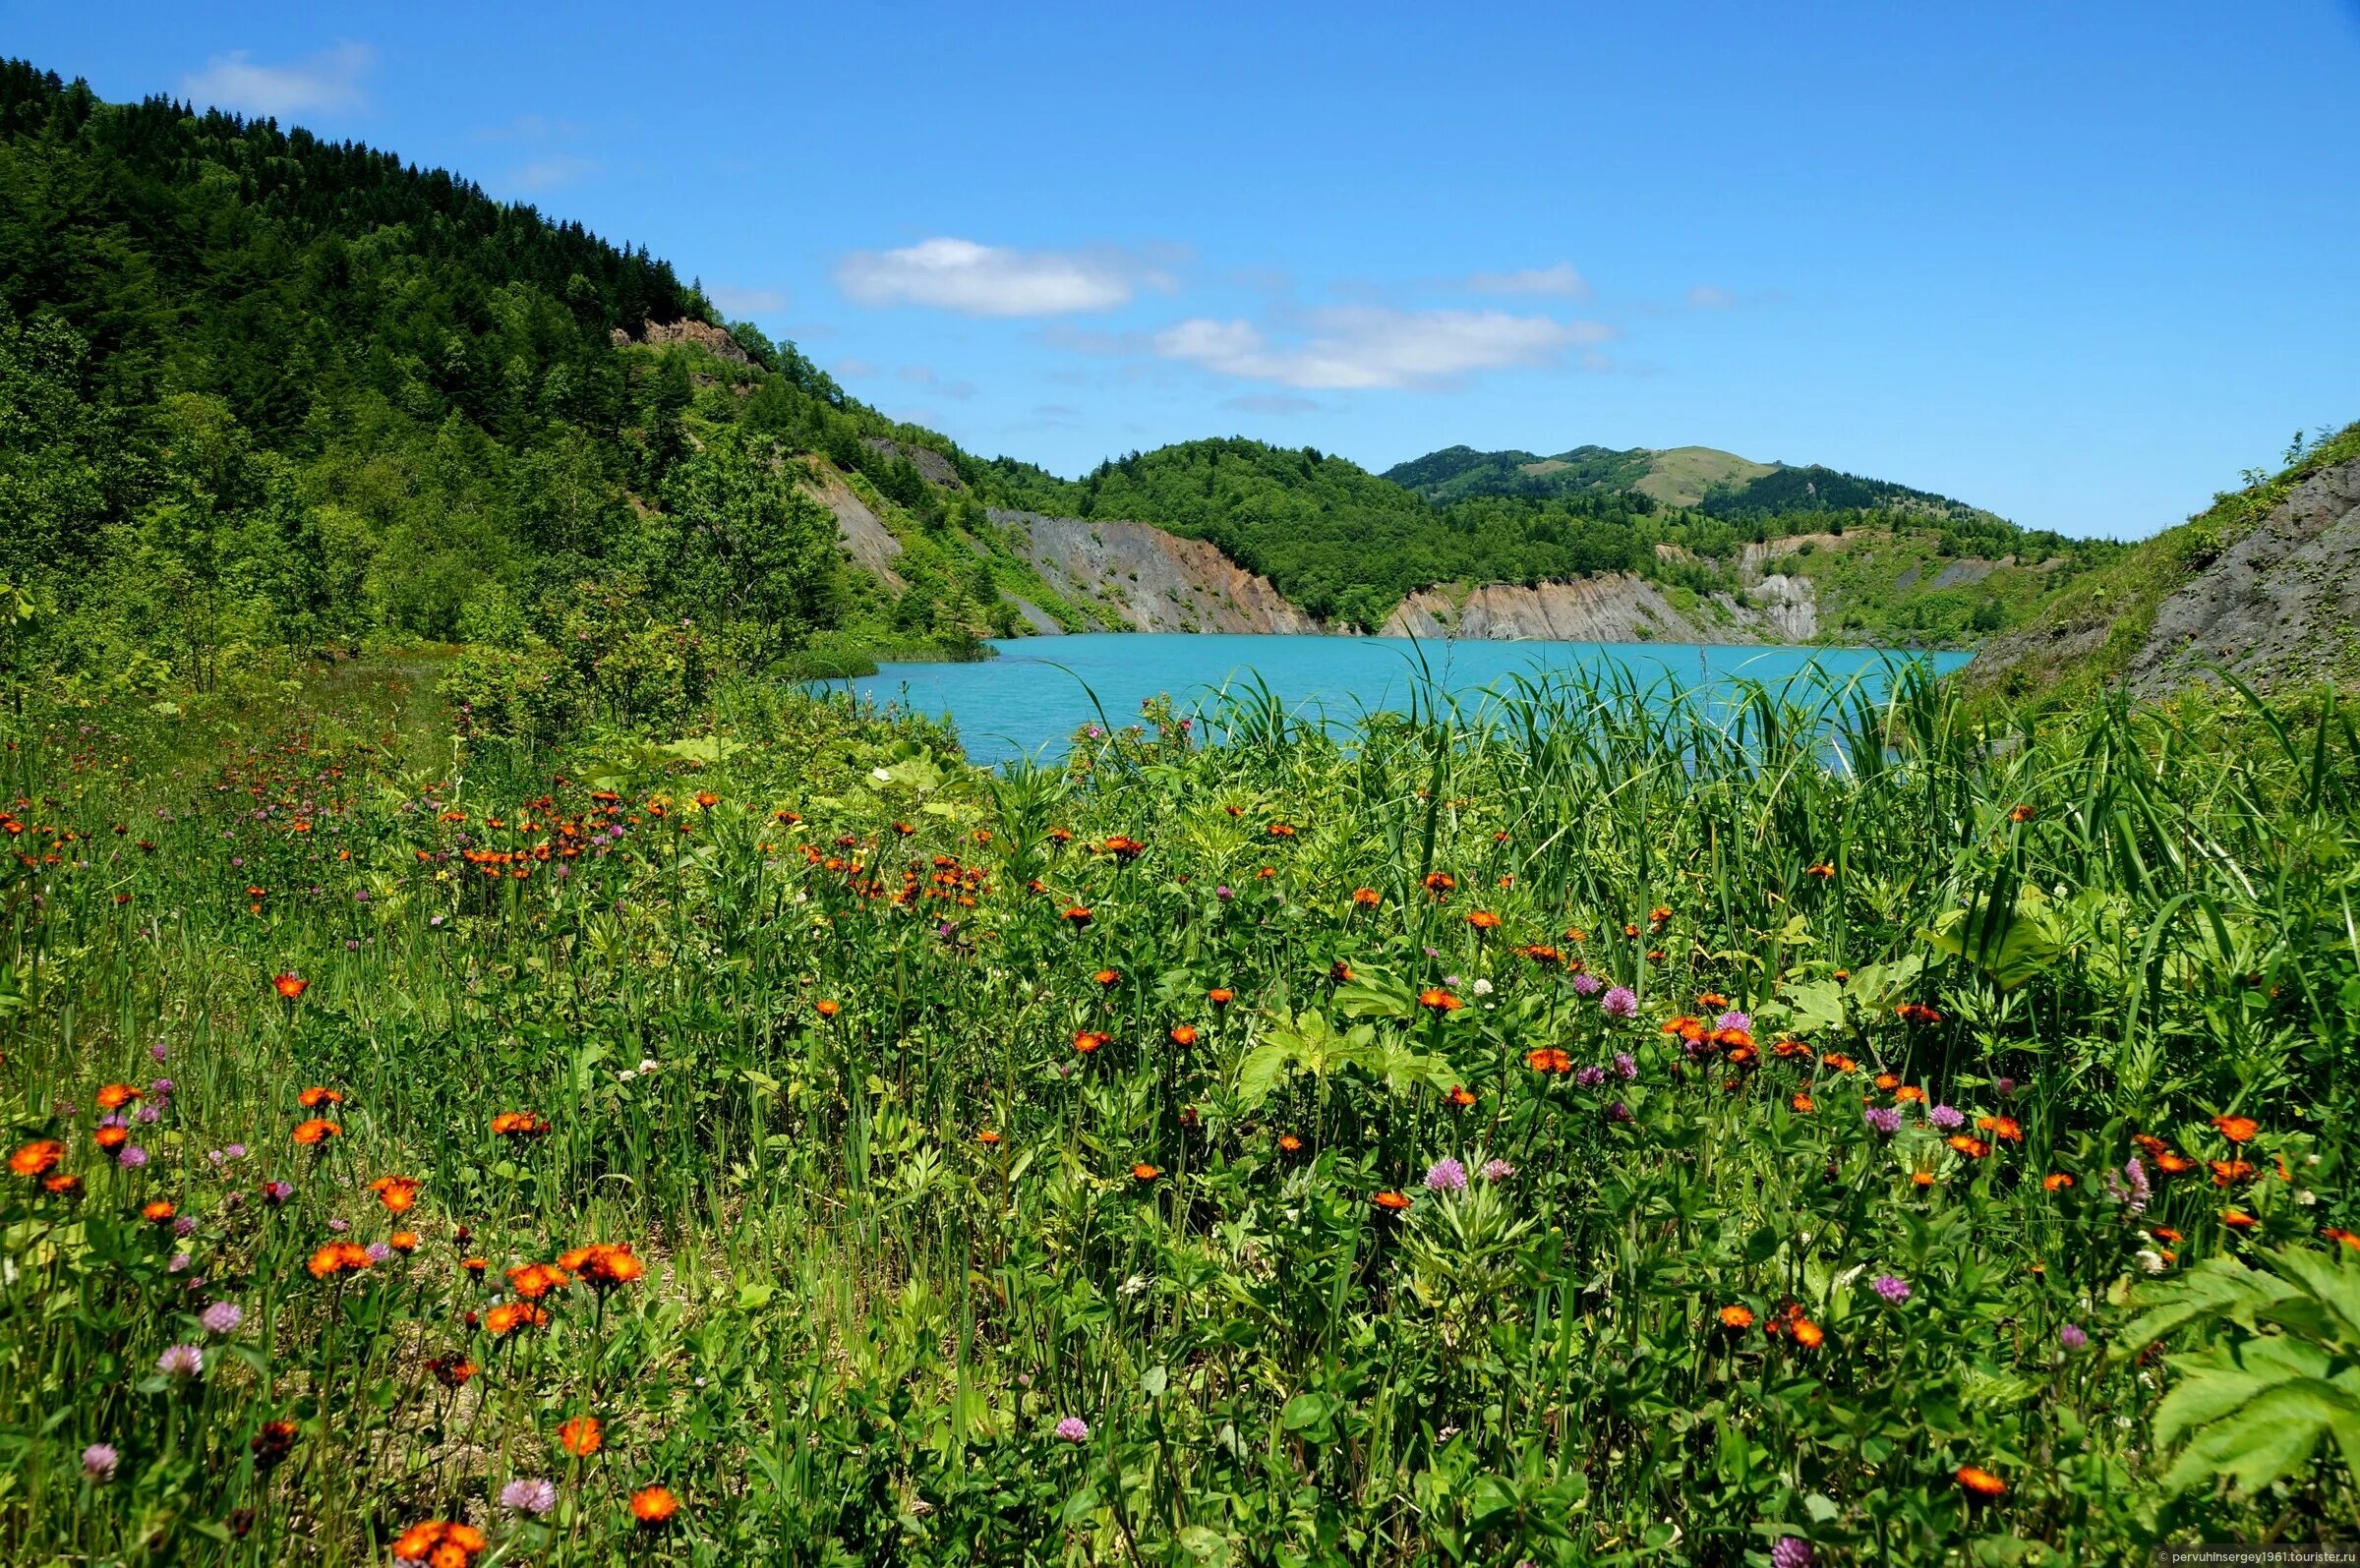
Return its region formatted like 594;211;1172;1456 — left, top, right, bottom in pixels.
1154;308;1611;391
501;155;598;194
836;238;1159;317
831;357;881;378
183;42;372;120
709;285;788;316
1687;284;1736;309
1468;262;1592;299
1222;393;1323;416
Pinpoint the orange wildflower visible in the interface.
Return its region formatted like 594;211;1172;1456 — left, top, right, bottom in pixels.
94;1125;131;1151
2222;1208;2258;1230
388;1231;420;1253
1276;1133;1304;1154
1061;906;1092;927
814;999;841;1018
1525;1047;1572;1074
291;1118;342;1146
1352;888;1381;907
1169;1024;1199;1046
370;1175;421;1213
1717;1304;1755;1329
505;1262;572;1301
297;1086;343;1109
976;1130;1002;1145
95;1083;142;1111
1372;1190;1413;1212
2212;1114;2259;1144
630;1485;679;1528
2210;1159;2256;1187
1976;1115;2023;1142
557;1415;603;1456
1131;1163;1160;1183
308;1242;371;1280
484;1302;548;1336
1947;1134;1991;1159
1073;1030;1109;1055
1446;1085;1477;1109
1791;1092;1816;1114
2043;1173;2076;1191
1466;909;1502;931
491;1111;550;1138
1418;987;1462;1014
1955;1466;2006;1497
10;1139;64;1178
272;974;309;1001
1895;1003;1942;1024
142;1199;176;1224
1208;987;1234;1006
391;1520;488;1565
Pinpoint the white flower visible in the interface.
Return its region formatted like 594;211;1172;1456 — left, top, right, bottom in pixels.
638;1058;660;1074
2298;1189;2319;1206
2136;1249;2166;1274
871;767;892;783
617;1069;636;1083
1472;978;1494;996
1118;1273;1150;1297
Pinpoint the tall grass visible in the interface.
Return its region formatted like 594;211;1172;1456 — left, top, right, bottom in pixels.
0;661;2354;1564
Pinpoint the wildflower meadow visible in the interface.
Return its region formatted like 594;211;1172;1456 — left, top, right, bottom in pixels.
3;659;2358;1564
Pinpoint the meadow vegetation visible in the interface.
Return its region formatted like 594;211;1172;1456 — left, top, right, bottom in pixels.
4;652;2359;1564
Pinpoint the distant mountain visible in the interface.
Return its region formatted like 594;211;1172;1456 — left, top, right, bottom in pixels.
1385;442;1997;520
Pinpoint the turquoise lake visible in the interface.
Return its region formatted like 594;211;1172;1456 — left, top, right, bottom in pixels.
847;634;1974;766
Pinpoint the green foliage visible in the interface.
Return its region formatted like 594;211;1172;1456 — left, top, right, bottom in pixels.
5;657;2360;1561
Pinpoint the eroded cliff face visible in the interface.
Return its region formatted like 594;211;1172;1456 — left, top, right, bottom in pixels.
992;511;1325;634
1381;576;1704;642
2127;456;2360;695
801;465;906;588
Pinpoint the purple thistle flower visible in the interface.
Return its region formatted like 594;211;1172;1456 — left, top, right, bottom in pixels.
1569;972;1603;998
201;1301;243;1335
1601;985;1638;1019
82;1443;118;1482
1872;1273;1912;1305
117;1145;148;1169
1215;885;1233;901
1928;1104;1965;1131
1573;1064;1607;1088
2106;1156;2152;1216
150;1042;170;1062
502;1477;559;1515
1614;1052;1637;1079
1055;1416;1091;1442
261;1180;294;1205
365;1242;391;1264
134;1104;160;1125
168;1253;191;1273
1424;1157;1468;1192
173;1216;196;1237
1714;1011;1751;1033
1772;1539;1815;1568
1996;1075;2018;1097
156;1343;204;1378
1607;1100;1633;1124
2059;1322;2089;1351
326;1218;349;1234
1480;1158;1514;1182
1863;1106;1903;1135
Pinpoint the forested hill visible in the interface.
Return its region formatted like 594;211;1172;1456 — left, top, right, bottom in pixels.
1386;441;2001;521
0;58;1042;701
1;57;2122;693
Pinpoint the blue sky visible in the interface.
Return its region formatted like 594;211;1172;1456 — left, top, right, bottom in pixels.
8;1;2357;537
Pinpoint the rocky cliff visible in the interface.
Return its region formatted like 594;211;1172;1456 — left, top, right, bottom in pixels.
2127;456;2360;694
1970;450;2360;699
993;511;1324;634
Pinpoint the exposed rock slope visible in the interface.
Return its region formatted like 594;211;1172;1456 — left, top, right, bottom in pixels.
993;511;1323;634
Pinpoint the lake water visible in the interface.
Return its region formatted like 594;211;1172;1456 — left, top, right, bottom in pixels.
847;634;1973;766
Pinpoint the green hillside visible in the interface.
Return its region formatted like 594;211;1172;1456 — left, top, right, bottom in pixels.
0;57;2123;693
0;59;1091;710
